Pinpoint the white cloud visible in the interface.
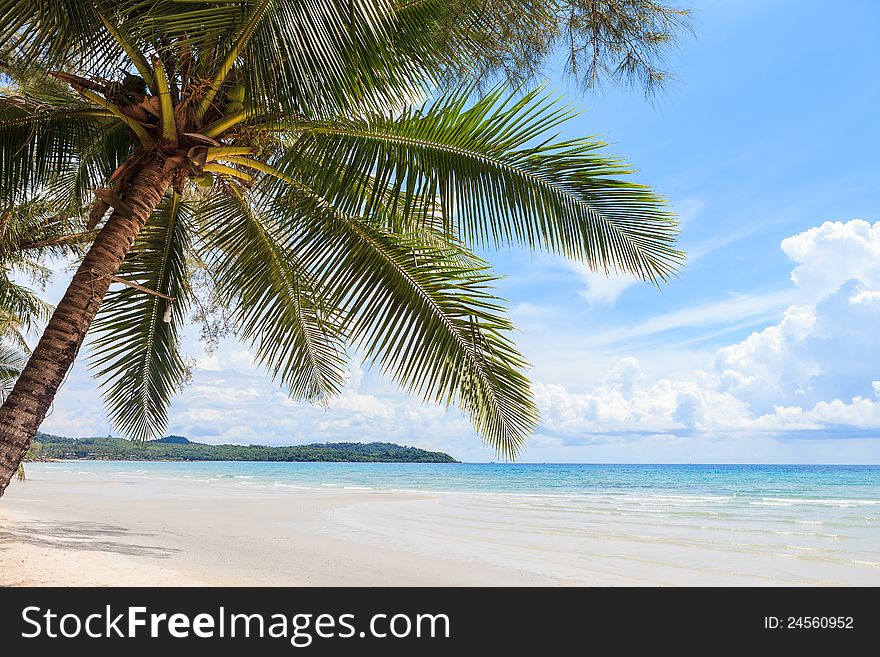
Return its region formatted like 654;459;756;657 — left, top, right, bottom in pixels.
713;303;819;411
582;289;794;348
850;289;880;305
572;266;641;306
714;281;880;412
769;391;880;430
162;364;476;455
532;219;880;441
781;219;880;299
714;219;880;414
534;368;750;436
534;359;880;438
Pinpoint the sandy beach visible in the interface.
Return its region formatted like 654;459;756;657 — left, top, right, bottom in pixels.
2;464;878;586
0;466;560;586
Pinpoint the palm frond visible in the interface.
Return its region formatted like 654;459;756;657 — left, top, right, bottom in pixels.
0;340;27;403
2;0;427;120
44;120;136;215
0;0;145;78
210;0;428;118
0;272;52;331
96;8;156;89
0;96;124;205
0;195;92;276
88;193;192;441
197;185;348;403
267;181;538;457
279;86;682;284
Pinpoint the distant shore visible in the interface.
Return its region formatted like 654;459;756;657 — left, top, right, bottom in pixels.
26;434;459;463
2;463;878;586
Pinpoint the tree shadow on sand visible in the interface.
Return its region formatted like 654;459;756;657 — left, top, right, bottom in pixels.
0;519;180;558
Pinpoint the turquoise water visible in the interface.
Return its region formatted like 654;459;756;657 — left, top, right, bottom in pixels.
41;460;880;500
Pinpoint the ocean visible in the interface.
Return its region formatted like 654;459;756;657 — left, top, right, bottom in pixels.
23;461;880;583
38;460;880;497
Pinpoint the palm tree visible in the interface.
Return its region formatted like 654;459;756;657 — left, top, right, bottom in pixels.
0;0;684;497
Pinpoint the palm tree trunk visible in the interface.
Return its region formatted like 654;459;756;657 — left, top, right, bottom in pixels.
0;158;172;497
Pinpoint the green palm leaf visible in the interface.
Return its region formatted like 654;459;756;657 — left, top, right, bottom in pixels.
0;196;92;277
0;271;52;330
88;193;192;440
272;182;538;457
197;185;348;403
0;197;85;362
0;0;119;72
0;340;27;402
3;1;428;119
281;86;682;284
0;97;120;205
200;0;420;118
46;120;137;214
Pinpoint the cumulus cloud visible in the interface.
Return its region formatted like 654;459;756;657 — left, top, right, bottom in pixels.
781;219;880;299
716;220;880;413
534;360;754;436
534;219;880;440
535;363;880;438
715;281;880;412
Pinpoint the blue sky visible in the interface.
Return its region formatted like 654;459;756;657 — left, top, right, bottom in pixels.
39;1;880;463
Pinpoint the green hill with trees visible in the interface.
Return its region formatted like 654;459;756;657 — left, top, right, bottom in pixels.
26;433;458;463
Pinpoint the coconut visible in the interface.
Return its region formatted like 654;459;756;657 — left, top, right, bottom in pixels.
224;101;244;116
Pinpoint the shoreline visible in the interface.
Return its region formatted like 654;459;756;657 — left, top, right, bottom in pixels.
2;464;878;586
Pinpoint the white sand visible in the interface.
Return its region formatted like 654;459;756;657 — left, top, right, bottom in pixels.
1;466;878;586
0;468;559;586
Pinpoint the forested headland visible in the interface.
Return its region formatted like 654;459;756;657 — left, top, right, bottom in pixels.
26;433;458;463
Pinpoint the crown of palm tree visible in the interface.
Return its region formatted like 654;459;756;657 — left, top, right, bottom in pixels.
0;0;683;458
